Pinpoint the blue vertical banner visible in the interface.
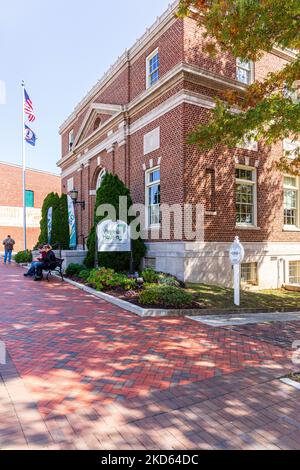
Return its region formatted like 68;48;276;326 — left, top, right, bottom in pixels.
67;195;77;249
47;207;53;244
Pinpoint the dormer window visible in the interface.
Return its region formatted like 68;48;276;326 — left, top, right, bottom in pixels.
146;49;159;89
94;117;101;131
69;129;74;152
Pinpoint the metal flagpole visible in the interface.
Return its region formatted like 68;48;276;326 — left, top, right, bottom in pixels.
21;81;27;251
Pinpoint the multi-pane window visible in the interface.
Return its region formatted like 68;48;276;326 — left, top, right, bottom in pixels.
236;167;256;226
284;176;298;226
147;50;159;88
69;130;74;152
241;263;258;285
25;190;34;208
289;261;300;285
236;59;252;85
146;168;161;227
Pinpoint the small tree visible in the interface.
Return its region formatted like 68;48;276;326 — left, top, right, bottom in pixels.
58;194;70;250
36;193;70;249
85;173;146;271
36;192;60;247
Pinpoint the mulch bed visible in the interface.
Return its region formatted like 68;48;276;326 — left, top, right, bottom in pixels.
67;276;205;310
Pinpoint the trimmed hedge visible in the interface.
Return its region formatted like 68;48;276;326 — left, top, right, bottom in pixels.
139;285;193;308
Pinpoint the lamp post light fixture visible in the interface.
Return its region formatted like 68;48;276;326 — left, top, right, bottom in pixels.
70;189;85;210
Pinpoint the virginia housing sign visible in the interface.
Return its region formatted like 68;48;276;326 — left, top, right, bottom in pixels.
97;220;131;252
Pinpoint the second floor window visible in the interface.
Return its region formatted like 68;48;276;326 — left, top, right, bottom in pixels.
146;49;159;88
236;167;257;226
25;190;34;208
284;176;298;227
236;59;252;85
69;130;74;152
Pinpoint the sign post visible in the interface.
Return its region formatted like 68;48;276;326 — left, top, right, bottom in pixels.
229;236;245;306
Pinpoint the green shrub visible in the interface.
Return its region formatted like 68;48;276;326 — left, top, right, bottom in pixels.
139;285;193;308
65;263;84;277
158;274;181;288
141;268;160;284
14;250;32;264
78;269;91;281
87;268;137;292
85;173;146;270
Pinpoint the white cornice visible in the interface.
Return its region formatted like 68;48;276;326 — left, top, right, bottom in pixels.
59;90;216;178
58;61;246;170
72;103;123;149
59;1;179;134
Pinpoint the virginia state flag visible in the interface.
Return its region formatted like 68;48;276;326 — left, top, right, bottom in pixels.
24;124;37;146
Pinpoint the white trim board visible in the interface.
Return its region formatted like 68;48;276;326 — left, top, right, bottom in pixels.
60;90;215;178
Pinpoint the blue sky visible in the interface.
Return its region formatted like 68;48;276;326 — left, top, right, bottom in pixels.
0;0;171;174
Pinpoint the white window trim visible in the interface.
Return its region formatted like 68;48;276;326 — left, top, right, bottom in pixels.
283;174;300;230
96;168;107;190
236;59;254;85
145;166;161;229
146;48;159;90
235;165;258;228
288;260;300;285
283;139;300;160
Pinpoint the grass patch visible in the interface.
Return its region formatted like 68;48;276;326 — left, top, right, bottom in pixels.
186;283;300;311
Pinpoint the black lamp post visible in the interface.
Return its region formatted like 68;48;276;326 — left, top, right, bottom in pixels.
70;189;85;210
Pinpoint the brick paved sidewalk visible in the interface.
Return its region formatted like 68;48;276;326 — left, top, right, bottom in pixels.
0;263;300;449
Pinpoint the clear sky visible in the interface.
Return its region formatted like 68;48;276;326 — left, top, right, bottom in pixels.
0;0;171;174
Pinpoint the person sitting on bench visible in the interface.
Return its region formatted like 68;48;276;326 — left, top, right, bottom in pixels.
24;245;46;278
34;245;56;282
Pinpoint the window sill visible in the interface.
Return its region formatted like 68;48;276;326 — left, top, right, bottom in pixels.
236;225;260;231
205;211;217;216
147;224;161;230
283;226;300;232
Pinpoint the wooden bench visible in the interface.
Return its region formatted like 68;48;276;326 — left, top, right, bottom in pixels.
44;258;64;282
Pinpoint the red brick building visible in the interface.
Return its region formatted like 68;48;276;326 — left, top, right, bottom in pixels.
58;1;299;289
0;162;61;252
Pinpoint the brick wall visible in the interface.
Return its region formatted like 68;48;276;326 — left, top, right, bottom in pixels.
59;8;297;249
0;163;61;252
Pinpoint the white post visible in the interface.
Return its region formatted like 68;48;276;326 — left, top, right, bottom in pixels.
230;236;244;307
233;264;241;306
0;341;6;365
21;81;27;251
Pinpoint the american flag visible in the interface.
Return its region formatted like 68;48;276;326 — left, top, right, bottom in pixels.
24;88;36;122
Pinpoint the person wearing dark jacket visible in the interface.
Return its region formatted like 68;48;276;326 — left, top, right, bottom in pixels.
34;245;56;281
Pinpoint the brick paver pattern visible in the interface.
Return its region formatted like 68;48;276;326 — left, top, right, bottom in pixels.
1;263;300;450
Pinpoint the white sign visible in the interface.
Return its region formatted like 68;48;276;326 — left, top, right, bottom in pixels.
230;237;245;265
97;220;131;253
230;237;245;307
0;206;41;228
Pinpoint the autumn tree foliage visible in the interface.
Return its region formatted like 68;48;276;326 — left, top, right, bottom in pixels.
178;0;300;173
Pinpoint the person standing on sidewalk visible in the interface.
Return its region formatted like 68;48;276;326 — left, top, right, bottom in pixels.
2;235;15;265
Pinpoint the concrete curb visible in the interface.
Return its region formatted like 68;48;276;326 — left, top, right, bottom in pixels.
19;263;300;319
63;277;200;318
280;377;300;391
